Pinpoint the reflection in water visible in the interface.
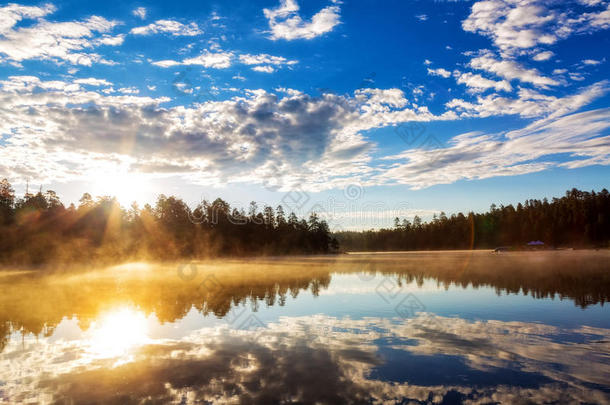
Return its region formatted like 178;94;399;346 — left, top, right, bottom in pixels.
1;314;609;403
87;307;149;360
0;251;609;403
1;251;609;346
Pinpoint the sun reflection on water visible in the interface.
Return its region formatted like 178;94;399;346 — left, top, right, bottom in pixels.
87;307;149;362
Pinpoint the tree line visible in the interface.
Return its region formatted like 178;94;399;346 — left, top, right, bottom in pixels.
1;179;608;266
335;188;610;251
0;179;337;266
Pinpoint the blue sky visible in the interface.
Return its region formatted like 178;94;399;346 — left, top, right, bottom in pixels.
0;0;609;229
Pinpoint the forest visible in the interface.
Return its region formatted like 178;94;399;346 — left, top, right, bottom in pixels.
1;178;609;267
0;179;336;266
336;188;610;251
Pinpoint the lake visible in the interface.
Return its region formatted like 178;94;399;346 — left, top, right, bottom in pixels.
1;250;609;404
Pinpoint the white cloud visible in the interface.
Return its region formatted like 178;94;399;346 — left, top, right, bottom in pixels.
74;78;112;87
239;53;297;66
252;65;275;73
1;76;608;192
117;87;139;94
0;76;451;191
469;53;559;87
463;0;560;54
463;0;610;56
579;3;610;30
132;7;147;20
96;34;125;46
0;4;119;66
423;59;432;65
153;51;298;71
152;50;234;69
263;0;341;40
151;59;181;68
183;50;233;68
416;14;428;21
447;80;608;118
583;58;602;65
239;53;297;73
532;50;554;61
455;72;512;93
381;107;610;189
0;3;55;35
130;19;202;36
427;68;452;78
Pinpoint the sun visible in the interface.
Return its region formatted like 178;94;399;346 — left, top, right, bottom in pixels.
90;171;152;206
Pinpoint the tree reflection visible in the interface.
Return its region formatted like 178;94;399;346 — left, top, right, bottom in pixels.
0;251;609;350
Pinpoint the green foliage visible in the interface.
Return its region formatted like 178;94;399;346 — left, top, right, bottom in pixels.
335;188;610;251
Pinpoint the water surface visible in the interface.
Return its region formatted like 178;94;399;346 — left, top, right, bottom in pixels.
1;251;609;404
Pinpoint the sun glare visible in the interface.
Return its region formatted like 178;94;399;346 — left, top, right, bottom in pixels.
91;172;151;206
87;307;149;360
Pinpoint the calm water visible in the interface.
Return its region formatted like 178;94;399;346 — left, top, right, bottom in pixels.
1;251;609;404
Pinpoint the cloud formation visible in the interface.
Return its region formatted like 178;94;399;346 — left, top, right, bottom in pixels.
74;78;112;87
463;0;610;56
469;53;559;88
427;67;452;78
0;3;119;66
0;76;447;190
152;51;298;71
446;80;608;118
1;71;608;191
130;19;202;36
132;7;147;20
455;72;512;93
0;0;608;193
152;50;234;69
239;53;298;73
382;106;610;188
263;0;341;40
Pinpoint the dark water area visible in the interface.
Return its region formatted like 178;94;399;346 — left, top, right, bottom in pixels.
1;250;609;404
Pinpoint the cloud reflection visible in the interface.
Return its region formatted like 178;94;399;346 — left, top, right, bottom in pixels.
1;314;609;404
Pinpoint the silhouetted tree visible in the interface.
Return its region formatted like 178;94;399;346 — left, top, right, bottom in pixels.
1;179;607;266
0;179;335;266
0;179;15;225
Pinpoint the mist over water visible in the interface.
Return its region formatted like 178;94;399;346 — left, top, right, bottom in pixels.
1;251;609;404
